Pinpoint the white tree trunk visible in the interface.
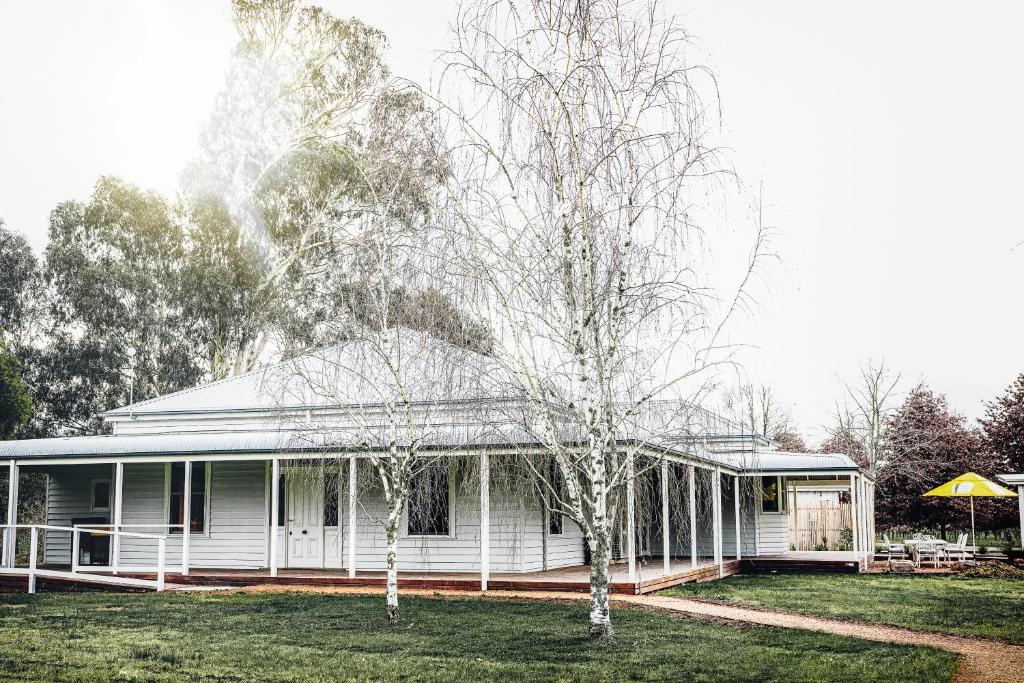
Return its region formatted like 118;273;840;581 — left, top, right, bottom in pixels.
385;496;403;624
587;445;614;639
587;528;614;639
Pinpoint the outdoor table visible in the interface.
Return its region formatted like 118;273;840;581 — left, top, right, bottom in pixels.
904;539;947;562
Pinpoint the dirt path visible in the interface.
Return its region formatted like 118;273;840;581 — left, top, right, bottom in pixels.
211;585;1023;683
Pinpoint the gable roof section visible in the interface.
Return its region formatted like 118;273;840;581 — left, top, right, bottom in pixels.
102;330;515;418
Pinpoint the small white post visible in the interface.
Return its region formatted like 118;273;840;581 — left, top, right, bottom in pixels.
71;528;80;573
626;453;637;583
713;467;723;577
850;473;860;561
156;538;166;591
4;461;17;568
182;461;192;576
688;464;697;569
480;450;490;591
661;460;670;575
270;458;280;578
734;474;741;561
1017;485;1023;553
112;462;124;574
347;456;357;578
862;478;870;558
28;526;38;594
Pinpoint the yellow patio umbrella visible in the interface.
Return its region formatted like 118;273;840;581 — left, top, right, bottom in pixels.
923;472;1017;549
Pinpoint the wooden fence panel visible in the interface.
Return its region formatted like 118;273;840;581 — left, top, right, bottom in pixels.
789;502;852;551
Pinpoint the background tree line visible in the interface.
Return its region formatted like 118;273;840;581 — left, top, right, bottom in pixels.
821;363;1024;537
723;368;1024;538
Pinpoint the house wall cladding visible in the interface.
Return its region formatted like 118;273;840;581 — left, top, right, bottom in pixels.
756;504;791;555
45;461;268;568
44;463;114;565
43;457;584;573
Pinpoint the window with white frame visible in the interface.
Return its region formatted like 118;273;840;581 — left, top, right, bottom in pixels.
324;471;340;527
407;462;452;536
548;459;563;535
760;475;787;514
168;463;209;533
91;479;111;512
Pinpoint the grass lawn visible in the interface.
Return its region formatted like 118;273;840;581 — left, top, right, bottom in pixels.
663;573;1024;644
0;591;957;682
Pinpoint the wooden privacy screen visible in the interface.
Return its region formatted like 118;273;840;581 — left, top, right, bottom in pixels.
789;502;853;551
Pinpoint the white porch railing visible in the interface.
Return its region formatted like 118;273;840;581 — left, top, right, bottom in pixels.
69;523;185;575
0;524;168;593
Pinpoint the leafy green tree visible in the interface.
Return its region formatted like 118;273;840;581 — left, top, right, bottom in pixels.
181;0;393;374
44;177;202;407
179;197;270;379
0;219;41;349
0;348;33;438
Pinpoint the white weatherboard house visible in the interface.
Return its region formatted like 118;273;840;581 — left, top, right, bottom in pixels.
0;338;875;593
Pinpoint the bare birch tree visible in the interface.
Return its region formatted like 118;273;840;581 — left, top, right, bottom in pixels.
273;82;489;625
825;359;901;474
723;383;806;451
435;0;767;638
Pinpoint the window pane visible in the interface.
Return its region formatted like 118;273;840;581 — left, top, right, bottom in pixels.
169;463;206;533
549;460;563;535
277;475;286;527
761;476;780;513
408;463;450;536
324;472;339;527
92;481;110;510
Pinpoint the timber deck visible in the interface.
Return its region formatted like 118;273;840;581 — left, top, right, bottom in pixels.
2;553;863;594
742;551;865;574
120;558;743;594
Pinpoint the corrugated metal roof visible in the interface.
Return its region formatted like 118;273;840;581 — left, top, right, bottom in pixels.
0;432;861;473
719;450;861;471
102;331;518;418
0;425;535;459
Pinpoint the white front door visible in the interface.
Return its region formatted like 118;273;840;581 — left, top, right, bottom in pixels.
286;471;324;568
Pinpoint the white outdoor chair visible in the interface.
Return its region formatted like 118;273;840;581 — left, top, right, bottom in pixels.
944;534;972;562
914;542;942;568
882;534;906;560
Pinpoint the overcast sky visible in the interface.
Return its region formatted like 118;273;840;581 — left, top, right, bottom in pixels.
1;1;1021;442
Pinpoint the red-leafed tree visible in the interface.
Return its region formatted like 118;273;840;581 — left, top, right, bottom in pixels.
980;372;1024;474
878;384;1010;536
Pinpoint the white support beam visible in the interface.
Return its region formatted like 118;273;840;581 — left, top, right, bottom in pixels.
861;477;868;560
688;464;697;569
480;450;490;591
4;461;17;568
270;458;280;577
734;474;741;561
713;467;723;577
1018;485;1024;551
626;454;637;582
263;461;271;568
861;478;868;557
661;460;670;575
867;479;874;558
112;462;124;574
182;461;192;576
28;526;38;593
347;456;357;578
850;473;860;561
